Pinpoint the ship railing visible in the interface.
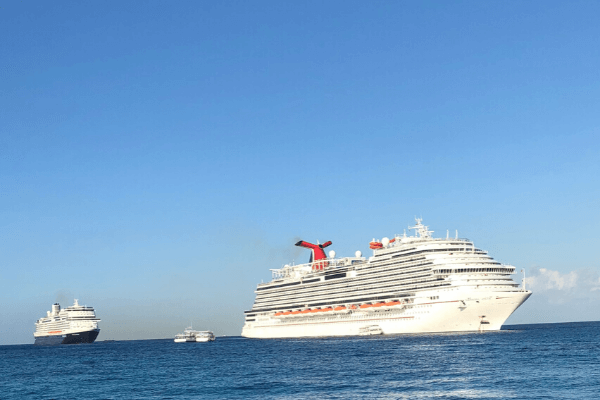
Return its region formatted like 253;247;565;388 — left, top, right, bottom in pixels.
306;258;351;270
269;258;358;280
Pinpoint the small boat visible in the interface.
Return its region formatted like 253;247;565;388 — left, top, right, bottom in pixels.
174;327;215;343
359;325;383;336
194;331;215;342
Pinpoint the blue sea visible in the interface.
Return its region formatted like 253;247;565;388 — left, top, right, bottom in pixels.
1;322;598;399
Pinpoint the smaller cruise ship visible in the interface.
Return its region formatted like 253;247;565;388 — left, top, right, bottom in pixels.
174;327;215;343
34;299;101;345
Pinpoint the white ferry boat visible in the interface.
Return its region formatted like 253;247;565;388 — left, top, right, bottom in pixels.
241;219;531;338
174;327;215;343
195;331;215;342
34;299;101;345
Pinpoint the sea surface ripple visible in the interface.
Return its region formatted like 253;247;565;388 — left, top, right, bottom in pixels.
1;322;598;399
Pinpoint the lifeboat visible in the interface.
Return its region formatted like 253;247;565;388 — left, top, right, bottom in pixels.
334;306;346;311
359;304;372;309
301;309;312;314
389;238;396;243
274;312;283;316
321;308;333;312
369;241;383;249
349;305;358;310
282;311;292;315
384;301;401;307
291;310;302;315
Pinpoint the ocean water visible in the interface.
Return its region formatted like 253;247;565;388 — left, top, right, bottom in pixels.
1;322;598;399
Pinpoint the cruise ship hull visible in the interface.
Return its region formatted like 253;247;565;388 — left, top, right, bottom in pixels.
242;290;531;339
34;329;100;345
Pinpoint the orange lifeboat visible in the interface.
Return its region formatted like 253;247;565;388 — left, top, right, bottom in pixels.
301;309;312;314
274;312;283;316
359;304;372;309
369;241;383;249
389;238;396;243
349;305;358;310
384;301;401;306
334;306;346;311
291;310;302;315
282;311;292;315
321;307;333;312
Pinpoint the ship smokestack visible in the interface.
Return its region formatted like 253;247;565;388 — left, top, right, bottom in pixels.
295;240;332;270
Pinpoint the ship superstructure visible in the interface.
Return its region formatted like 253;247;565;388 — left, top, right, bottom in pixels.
174;327;215;343
241;219;531;338
34;299;101;345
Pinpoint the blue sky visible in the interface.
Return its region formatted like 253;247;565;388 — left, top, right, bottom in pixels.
1;1;599;344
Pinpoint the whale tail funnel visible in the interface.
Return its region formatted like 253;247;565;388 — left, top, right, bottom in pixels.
295;240;332;270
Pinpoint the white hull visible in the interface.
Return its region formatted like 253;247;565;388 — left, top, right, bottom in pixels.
242;289;530;339
242;219;532;340
174;328;215;342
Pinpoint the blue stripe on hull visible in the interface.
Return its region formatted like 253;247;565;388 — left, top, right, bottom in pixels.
34;329;100;346
34;335;65;346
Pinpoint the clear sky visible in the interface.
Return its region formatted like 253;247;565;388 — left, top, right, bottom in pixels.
1;1;599;345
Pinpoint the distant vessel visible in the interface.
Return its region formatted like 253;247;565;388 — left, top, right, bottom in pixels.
174;327;215;343
242;219;531;338
194;331;215;342
34;299;101;345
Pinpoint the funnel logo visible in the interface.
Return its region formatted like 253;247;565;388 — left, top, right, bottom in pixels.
295;240;332;270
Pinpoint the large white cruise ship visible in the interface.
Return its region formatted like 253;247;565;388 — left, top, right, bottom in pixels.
34;299;101;345
241;219;531;338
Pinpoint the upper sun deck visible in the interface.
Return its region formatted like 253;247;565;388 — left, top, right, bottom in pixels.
36;299;98;324
64;305;96;312
369;219;477;254
261;256;366;287
260;219;503;287
63;299;96;314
